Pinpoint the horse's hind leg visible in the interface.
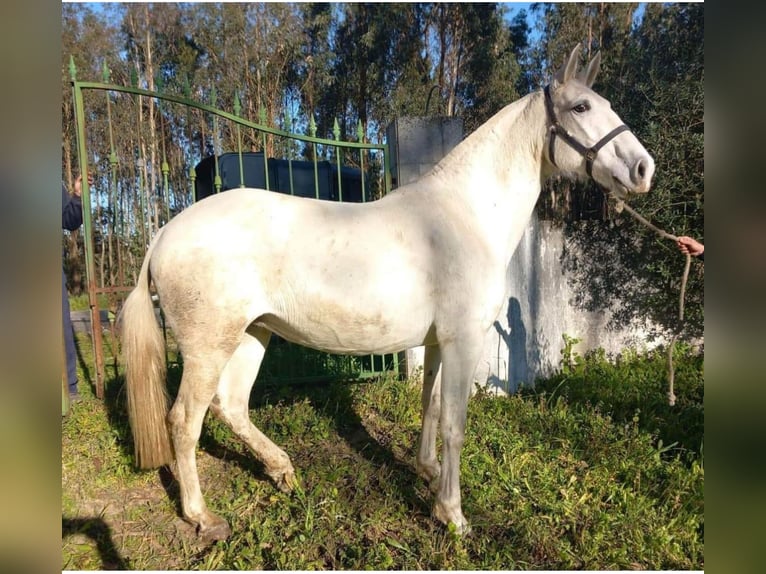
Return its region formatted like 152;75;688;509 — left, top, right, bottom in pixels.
416;344;442;488
209;326;296;492
168;350;235;542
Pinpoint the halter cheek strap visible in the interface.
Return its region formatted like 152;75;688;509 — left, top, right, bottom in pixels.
543;84;630;178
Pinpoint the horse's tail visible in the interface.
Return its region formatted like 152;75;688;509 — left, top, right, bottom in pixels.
119;227;173;469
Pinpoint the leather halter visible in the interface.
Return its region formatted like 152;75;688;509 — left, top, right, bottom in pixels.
543;84;631;178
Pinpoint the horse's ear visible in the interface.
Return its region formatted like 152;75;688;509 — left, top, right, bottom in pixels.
582;51;601;88
553;44;582;88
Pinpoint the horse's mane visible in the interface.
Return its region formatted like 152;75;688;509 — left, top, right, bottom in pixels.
428;91;544;182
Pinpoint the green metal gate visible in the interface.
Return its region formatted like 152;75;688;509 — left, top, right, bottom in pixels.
68;59;401;398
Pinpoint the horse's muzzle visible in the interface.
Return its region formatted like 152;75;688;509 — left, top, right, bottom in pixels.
630;156;655;194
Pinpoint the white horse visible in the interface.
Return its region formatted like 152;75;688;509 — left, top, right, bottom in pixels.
120;45;654;540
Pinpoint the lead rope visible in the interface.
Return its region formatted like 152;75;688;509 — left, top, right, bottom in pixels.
608;196;692;406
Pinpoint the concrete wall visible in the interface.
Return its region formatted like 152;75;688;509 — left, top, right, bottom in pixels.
386;116;464;188
478;214;652;393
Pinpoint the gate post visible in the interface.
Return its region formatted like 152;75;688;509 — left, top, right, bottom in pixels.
385;116;464;379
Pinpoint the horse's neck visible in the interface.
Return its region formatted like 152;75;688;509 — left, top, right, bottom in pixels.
430;91;547;264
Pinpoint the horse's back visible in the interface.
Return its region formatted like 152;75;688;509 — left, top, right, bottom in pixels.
148;187;445;354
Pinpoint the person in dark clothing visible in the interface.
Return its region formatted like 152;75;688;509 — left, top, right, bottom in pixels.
676;235;704;262
63;174;87;402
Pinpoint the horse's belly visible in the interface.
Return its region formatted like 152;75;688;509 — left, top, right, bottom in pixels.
258;298;431;355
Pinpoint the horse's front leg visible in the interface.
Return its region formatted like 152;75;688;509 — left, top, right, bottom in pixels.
432;338;482;535
416;344;442;488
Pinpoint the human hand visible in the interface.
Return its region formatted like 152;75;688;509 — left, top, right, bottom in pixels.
676;236;704;257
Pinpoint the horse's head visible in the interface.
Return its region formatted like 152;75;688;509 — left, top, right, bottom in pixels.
544;44;655;199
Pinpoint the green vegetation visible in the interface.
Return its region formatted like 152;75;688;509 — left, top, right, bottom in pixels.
62;333;703;570
67;293;110;312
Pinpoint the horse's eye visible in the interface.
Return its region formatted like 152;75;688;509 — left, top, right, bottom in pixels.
573;102;590;114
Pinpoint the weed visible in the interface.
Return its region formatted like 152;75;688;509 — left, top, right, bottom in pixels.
63;333;703;569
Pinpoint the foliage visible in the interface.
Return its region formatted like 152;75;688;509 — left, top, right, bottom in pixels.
532;3;704;339
528;335;704;460
67;293;109;312
63;332;703;570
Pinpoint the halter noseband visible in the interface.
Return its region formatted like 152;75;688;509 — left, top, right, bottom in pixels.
543;84;631;179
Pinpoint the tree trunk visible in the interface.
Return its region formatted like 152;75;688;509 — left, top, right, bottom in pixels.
142;3;159;234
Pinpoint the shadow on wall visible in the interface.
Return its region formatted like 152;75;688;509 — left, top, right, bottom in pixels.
486;297;548;394
492;297;528;394
479;213;638;395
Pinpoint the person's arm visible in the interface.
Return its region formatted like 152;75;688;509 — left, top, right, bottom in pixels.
62;183;83;231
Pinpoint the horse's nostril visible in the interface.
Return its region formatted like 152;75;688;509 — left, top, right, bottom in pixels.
634;158;653;184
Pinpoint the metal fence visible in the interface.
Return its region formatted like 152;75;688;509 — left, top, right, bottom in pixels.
68;59;401;398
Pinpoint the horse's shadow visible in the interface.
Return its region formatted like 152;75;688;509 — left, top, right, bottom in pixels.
99;364;430;525
202;376;431;516
62;517;130;570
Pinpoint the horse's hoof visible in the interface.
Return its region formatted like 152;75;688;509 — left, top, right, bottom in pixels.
272;466;297;493
415;461;440;491
197;519;231;543
441;517;472;537
423;477;440;494
433;503;471;536
452;521;472;537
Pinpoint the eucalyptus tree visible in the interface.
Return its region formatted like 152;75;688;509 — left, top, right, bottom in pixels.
182;3;305;154
452;2;523;133
414;2;520;130
531;2;638;76
309;2;426;143
291;2;335;136
62;2;123;294
507;5;535;96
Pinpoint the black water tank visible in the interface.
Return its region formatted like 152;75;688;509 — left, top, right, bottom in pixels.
194;152;364;203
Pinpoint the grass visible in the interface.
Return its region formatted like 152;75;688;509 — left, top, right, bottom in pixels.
68;292;111;312
62;332;703;570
